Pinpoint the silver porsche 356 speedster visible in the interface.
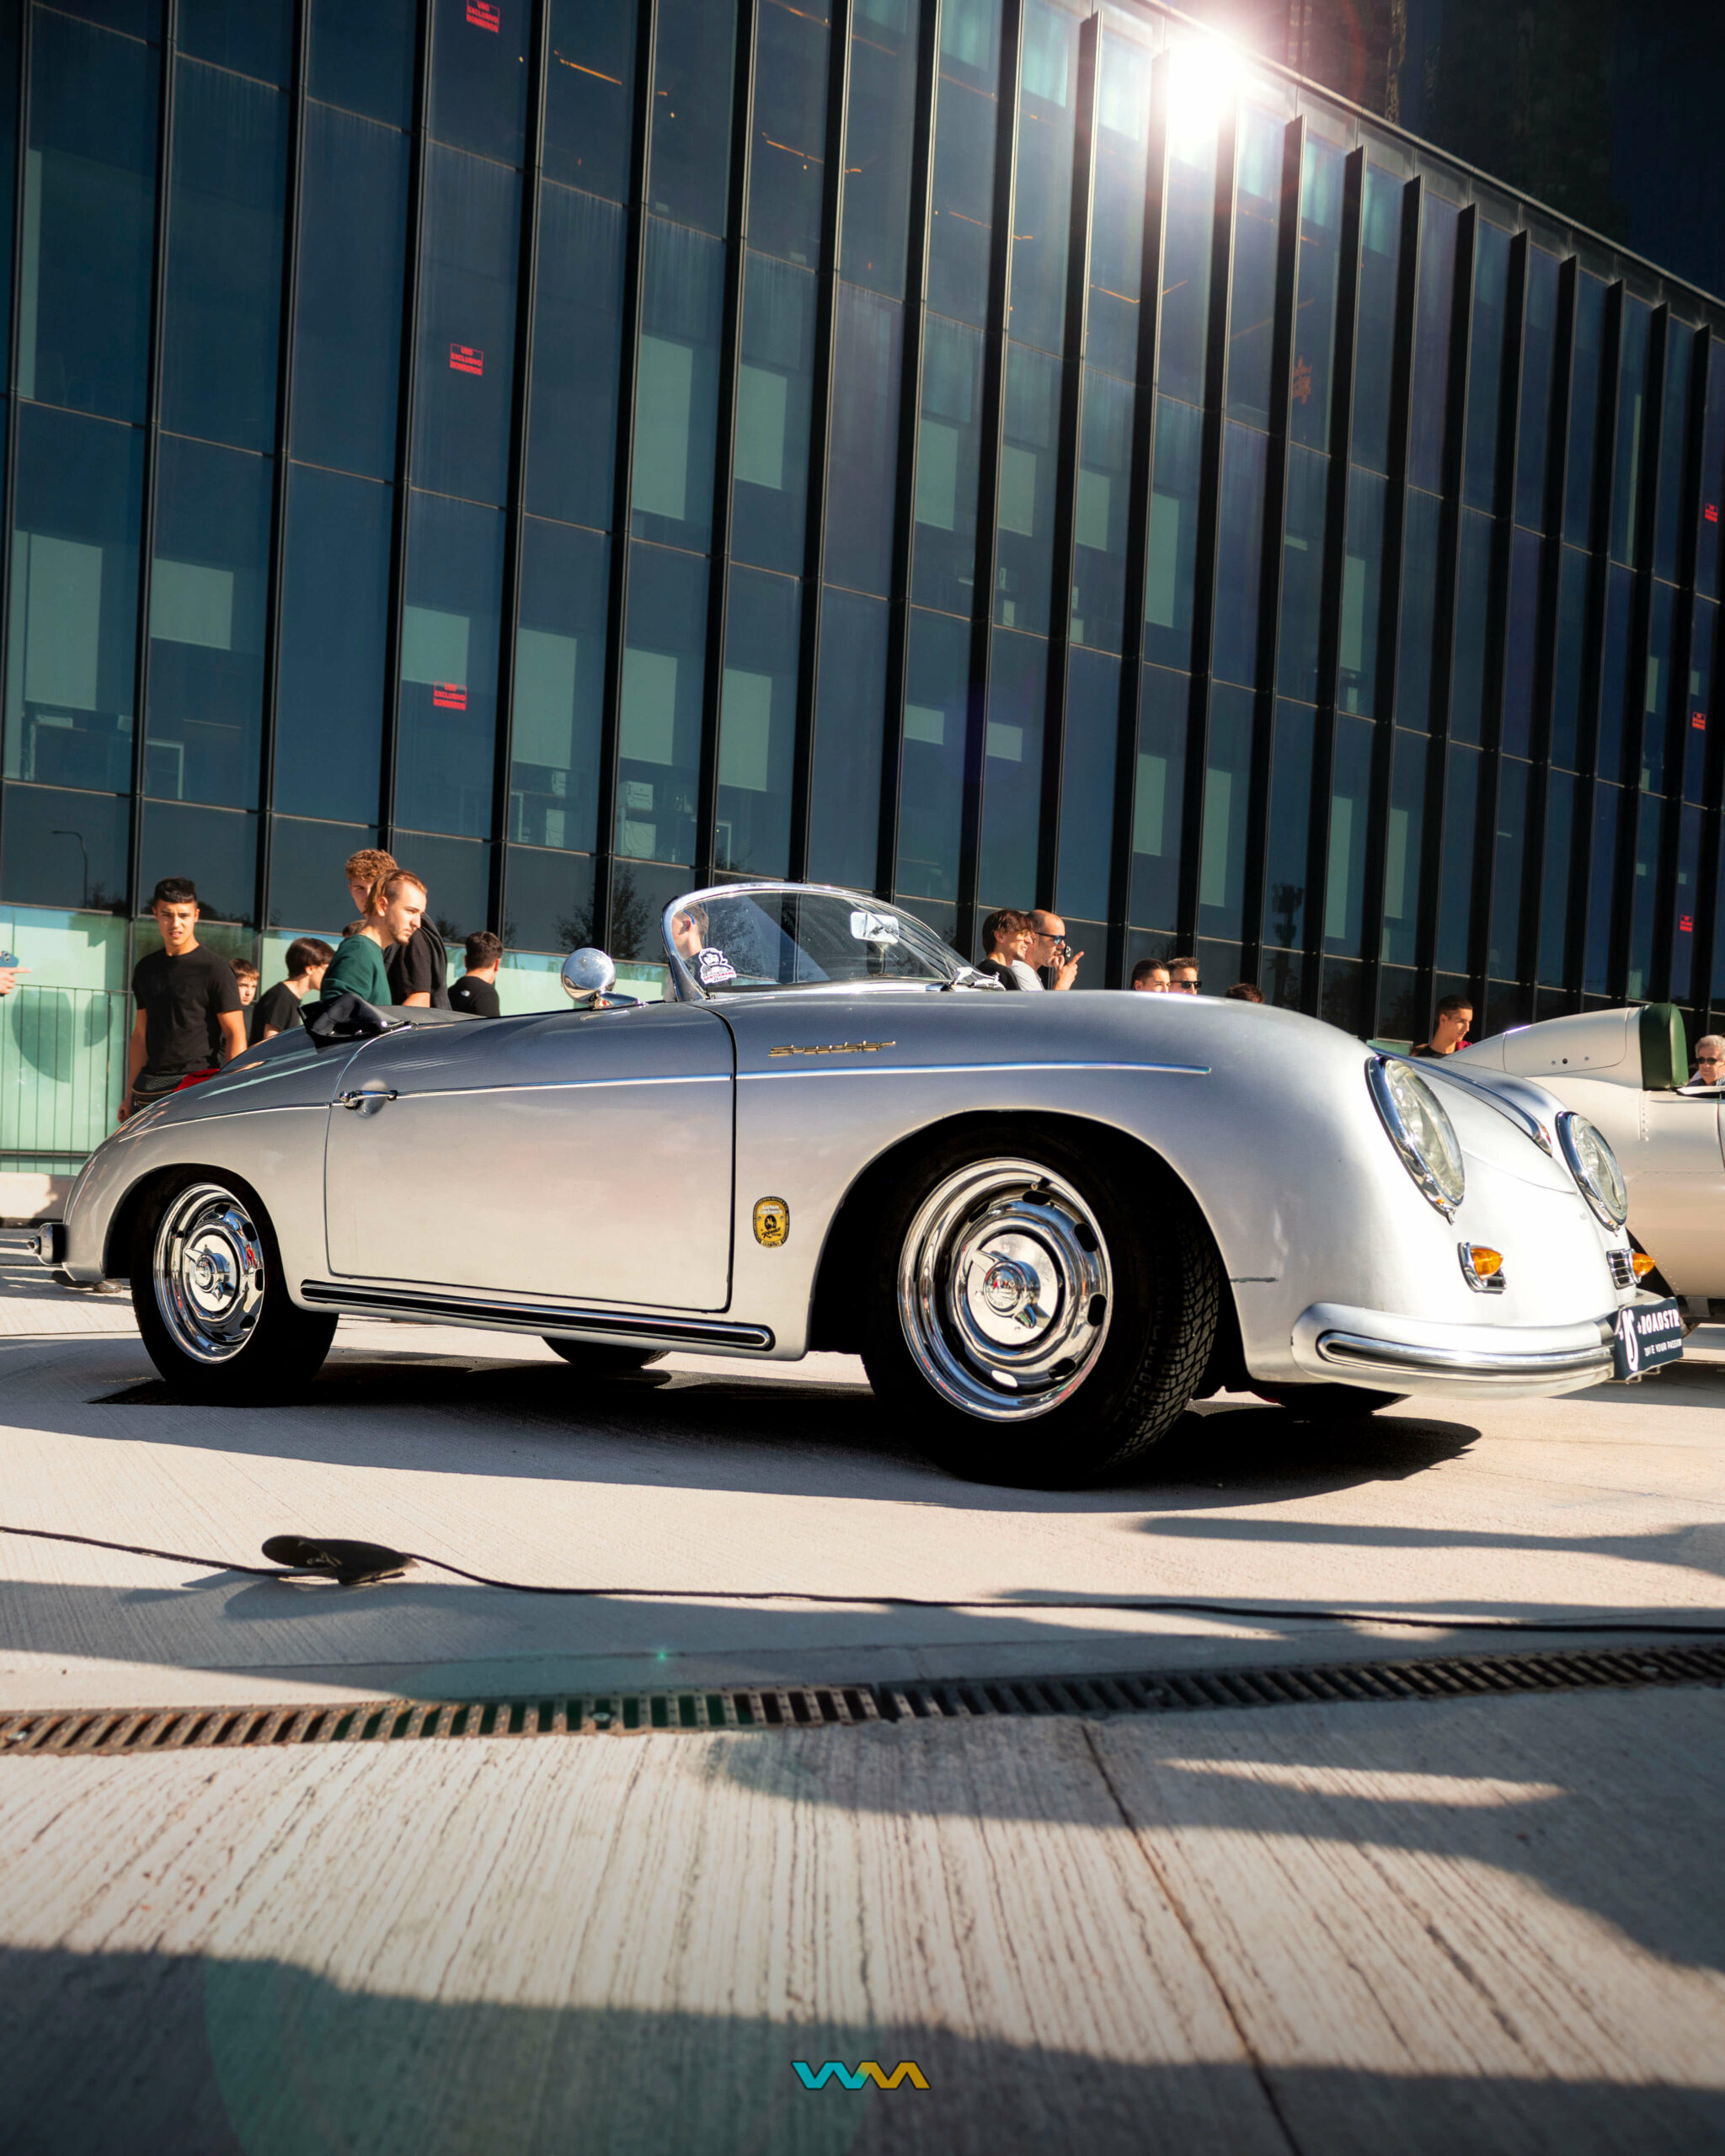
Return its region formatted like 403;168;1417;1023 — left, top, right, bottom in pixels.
41;882;1669;1486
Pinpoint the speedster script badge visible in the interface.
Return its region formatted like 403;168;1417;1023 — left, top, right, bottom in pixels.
753;1198;791;1248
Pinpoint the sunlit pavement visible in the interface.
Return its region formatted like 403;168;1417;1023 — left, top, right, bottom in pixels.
3;1261;1723;2151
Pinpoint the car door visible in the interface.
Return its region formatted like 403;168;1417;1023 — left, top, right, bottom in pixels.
323;1001;734;1309
1631;1089;1725;1298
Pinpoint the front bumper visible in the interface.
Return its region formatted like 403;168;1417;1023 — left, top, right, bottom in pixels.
1290;1301;1616;1396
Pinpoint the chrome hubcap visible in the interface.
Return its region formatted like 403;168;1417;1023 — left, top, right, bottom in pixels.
153;1182;266;1364
898;1158;1112;1422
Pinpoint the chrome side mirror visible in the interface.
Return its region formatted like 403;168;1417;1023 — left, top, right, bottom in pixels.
561;947;617;1007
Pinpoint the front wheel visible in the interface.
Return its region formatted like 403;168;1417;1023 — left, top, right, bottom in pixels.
131;1174;336;1401
861;1132;1221;1487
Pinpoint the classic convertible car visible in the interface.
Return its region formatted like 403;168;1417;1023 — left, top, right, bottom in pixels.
1453;1002;1725;1315
41;883;1666;1486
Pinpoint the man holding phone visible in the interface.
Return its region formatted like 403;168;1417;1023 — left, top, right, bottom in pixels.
1022;910;1082;990
0;950;24;998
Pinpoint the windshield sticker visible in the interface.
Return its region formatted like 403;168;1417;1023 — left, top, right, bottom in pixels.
850;910;900;943
697;947;737;985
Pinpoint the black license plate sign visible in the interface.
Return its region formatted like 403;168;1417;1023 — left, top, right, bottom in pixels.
1612;1298;1684;1379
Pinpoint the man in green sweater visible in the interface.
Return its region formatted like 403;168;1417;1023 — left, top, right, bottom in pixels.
318;869;428;1008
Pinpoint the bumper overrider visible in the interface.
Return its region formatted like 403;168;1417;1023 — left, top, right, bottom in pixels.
1290;1302;1618;1395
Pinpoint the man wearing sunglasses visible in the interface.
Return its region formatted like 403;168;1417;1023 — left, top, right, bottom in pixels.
1023;910;1082;990
1685;1035;1725;1090
1167;956;1200;994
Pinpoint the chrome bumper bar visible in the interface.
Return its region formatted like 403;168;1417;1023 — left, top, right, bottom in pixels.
1291;1301;1619;1392
1314;1326;1614;1386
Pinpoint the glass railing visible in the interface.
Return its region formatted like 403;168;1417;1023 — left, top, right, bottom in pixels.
1;985;129;1166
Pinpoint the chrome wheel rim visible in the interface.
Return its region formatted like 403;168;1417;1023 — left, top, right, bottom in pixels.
897;1157;1112;1422
153;1182;267;1364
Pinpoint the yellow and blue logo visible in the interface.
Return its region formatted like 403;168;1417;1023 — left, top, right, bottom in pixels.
793;2061;928;2090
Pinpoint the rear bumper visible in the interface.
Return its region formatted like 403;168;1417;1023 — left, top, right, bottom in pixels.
1290;1301;1617;1396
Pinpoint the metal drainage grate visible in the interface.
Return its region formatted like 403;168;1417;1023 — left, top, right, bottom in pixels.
2;1641;1722;1757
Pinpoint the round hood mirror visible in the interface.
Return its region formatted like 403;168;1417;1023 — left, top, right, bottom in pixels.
561;947;617;1005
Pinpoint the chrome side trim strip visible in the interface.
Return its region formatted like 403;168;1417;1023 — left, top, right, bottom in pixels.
300;1281;774;1350
740;1059;1211;1081
1315;1327;1613;1383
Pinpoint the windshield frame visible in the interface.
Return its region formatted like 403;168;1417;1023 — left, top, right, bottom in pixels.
660;881;968;1001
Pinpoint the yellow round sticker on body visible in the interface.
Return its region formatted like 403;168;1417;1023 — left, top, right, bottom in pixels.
753;1197;789;1247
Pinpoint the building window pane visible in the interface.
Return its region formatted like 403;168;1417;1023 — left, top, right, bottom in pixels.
545;0;638;200
911;313;983;616
510;516;606;855
927;0;1001;329
4;405;142;796
1499;527;1540;760
396;490;504;839
1211;423;1267;690
393;830;492;943
1350;164;1402;476
1449;507;1491;745
51;0;158;39
414;147;521;507
715;567;799;877
1072;370;1130;654
731;253;816;577
1596;561;1632;782
825;285;901;598
1641;578;1673;794
838;0;917;298
1563;273;1607;549
504;844;595;953
895;605;968;901
1226;106;1283;429
1670;802;1700;1002
994;344;1060;636
649;0;738;237
179;0;291;83
1488;755;1527;979
146;438;270;812
309;0;415;128
1582;782;1618;995
1407;194;1458;496
292;103;409;482
630;219;724;550
274;466;390;825
1276;444;1327;703
1338;467;1384;717
749;0;829;268
139;802;256;924
617;541;708;864
1381;728;1429;968
430;0;530;164
1610;297;1652;568
1626;787;1662;1001
1085;29;1152;383
1685;597;1713;805
0;787;130;911
269;814;375;932
1549;543;1588;769
977;627;1045;905
1653;325;1694;586
1537;766;1574;982
1290;136;1343;454
1461;221;1509;513
1394;485;1440;732
1263;699;1314;953
809;586;887;889
1435;740;1478;977
1197;684;1253;942
1130;663;1186;930
527;183;625;529
1158;101;1217;408
1056;647;1119;924
1697;342;1725;602
1007;0;1077;359
1144;396;1202;672
1514;246;1560;530
1326;712;1372;958
22;13;158;424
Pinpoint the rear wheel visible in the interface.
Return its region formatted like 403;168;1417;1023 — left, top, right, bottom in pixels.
541;1337;665;1374
131;1174;335;1401
861;1130;1220;1487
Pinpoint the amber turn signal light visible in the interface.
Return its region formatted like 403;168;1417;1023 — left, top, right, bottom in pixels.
1632;1251;1658;1278
1466;1246;1503;1278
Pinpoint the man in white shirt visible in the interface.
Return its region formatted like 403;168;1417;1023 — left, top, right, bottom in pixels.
1020;910;1081;990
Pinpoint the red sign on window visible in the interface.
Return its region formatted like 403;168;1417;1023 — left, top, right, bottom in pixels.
467;1;500;29
1694;712;1707;731
450;344;484;376
1681;915;1695;933
433;683;467;710
1706;503;1720;524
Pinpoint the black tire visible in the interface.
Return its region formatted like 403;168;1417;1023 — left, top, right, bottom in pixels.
131;1171;336;1403
860;1128;1221;1488
542;1337;666;1373
1253;1383;1407;1419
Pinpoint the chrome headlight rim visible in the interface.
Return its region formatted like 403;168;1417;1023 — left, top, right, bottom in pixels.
1366;1055;1466;1219
1557;1111;1629;1229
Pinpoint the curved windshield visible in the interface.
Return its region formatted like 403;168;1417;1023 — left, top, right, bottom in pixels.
661;884;969;995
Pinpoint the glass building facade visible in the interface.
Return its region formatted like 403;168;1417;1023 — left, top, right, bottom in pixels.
4;0;1725;1173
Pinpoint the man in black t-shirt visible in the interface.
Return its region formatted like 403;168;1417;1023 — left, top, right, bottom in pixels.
1411;995;1473;1059
254;937;336;1040
449;931;504;1017
121;878;248;1121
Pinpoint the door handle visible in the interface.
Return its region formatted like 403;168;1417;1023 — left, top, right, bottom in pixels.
335;1088;398;1110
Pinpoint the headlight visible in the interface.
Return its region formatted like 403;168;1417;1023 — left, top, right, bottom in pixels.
1366;1057;1466;1217
1557;1112;1628;1228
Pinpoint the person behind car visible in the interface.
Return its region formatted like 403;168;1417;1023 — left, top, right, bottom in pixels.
670;899;736;987
0;954;26;997
1412;994;1473;1058
120;878;248;1122
450;931;505;1017
254;938;335;1041
1167;956;1200;994
976;908;1033;988
1130;959;1171;992
1684;1034;1725;1091
232;958;259;1042
344;846;451;1009
318;871;428;1009
1023;910;1081;990
1224;982;1265;1003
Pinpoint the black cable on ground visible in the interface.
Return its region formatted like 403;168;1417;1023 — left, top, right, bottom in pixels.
3;1520;1725;1637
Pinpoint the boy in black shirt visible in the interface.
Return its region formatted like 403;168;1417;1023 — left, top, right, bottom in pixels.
450;931;504;1017
121;878;248;1121
254;937;336;1040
